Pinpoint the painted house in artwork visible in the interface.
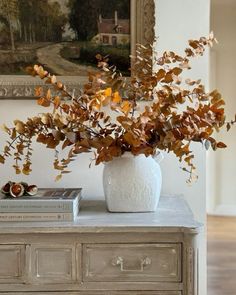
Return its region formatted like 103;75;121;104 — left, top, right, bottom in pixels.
92;11;130;46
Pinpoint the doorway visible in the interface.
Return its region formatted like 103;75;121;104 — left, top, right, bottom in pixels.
207;0;236;216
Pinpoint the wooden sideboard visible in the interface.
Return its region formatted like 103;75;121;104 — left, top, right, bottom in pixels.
0;196;201;295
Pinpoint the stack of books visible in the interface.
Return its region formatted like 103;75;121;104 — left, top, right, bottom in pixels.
0;188;82;222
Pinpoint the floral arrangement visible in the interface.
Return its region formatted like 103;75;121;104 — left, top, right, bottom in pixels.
0;33;235;182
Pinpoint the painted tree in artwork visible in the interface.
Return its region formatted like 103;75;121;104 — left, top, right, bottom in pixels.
98;0;130;19
67;0;99;41
67;0;130;41
17;0;67;43
0;0;18;51
17;0;36;43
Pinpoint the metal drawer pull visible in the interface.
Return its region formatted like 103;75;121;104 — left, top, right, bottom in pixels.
112;256;152;272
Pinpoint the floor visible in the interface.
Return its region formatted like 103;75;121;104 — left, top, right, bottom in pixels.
207;216;236;295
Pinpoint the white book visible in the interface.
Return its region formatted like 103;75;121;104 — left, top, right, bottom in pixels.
0;212;76;222
0;188;82;213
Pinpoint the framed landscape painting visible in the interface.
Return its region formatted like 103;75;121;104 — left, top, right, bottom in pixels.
0;0;155;99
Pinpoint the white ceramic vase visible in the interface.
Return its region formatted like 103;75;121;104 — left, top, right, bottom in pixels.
103;153;163;212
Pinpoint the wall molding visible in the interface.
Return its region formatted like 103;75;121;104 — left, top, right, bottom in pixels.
209;204;236;217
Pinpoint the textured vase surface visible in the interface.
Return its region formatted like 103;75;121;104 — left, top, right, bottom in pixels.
103;153;162;212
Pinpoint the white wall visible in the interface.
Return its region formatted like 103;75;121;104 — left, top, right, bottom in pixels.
0;1;210;294
156;1;210;294
208;0;236;215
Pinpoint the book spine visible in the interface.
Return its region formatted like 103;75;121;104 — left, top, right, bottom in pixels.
0;200;77;213
0;212;74;222
73;196;79;218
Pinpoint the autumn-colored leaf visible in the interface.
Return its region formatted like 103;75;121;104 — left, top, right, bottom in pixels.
104;87;112;97
108;146;122;157
51;75;57;84
14;120;25;134
189;40;199;49
56;82;64;90
52;130;65;141
101;136;113;147
62;170;72;174
184;155;194;164
112;91;122;103
155;69;166;80
10;128;17;140
53;96;61;108
0;124;10;134
78;139;90;148
46;136;60;149
121;101;132;115
217;142;227;148
124;132;141;147
61;103;70;113
172;67;183;76
16;143;24;155
73;146;90;154
55;174;62;182
37;134;47;144
54;160;65;171
214;99;225;108
163;72;173;83
22;163;32;175
46;89;51;100
185;48;194;57
62;139;73;150
0;155;5;164
13;165;21;174
37;97;50;107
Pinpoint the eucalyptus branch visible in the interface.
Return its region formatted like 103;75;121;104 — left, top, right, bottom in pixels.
0;33;233;183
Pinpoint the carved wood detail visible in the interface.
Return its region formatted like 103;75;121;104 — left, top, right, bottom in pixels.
141;0;155;45
30;244;76;284
0;245;25;283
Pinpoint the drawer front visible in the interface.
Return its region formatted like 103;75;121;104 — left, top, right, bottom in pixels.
0;245;25;283
30;244;78;284
83;243;181;282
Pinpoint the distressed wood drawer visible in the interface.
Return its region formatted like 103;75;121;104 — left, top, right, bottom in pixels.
30;244;78;284
0;244;25;284
83;243;182;282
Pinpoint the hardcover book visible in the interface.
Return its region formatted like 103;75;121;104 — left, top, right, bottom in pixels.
0;212;75;222
0;188;82;214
